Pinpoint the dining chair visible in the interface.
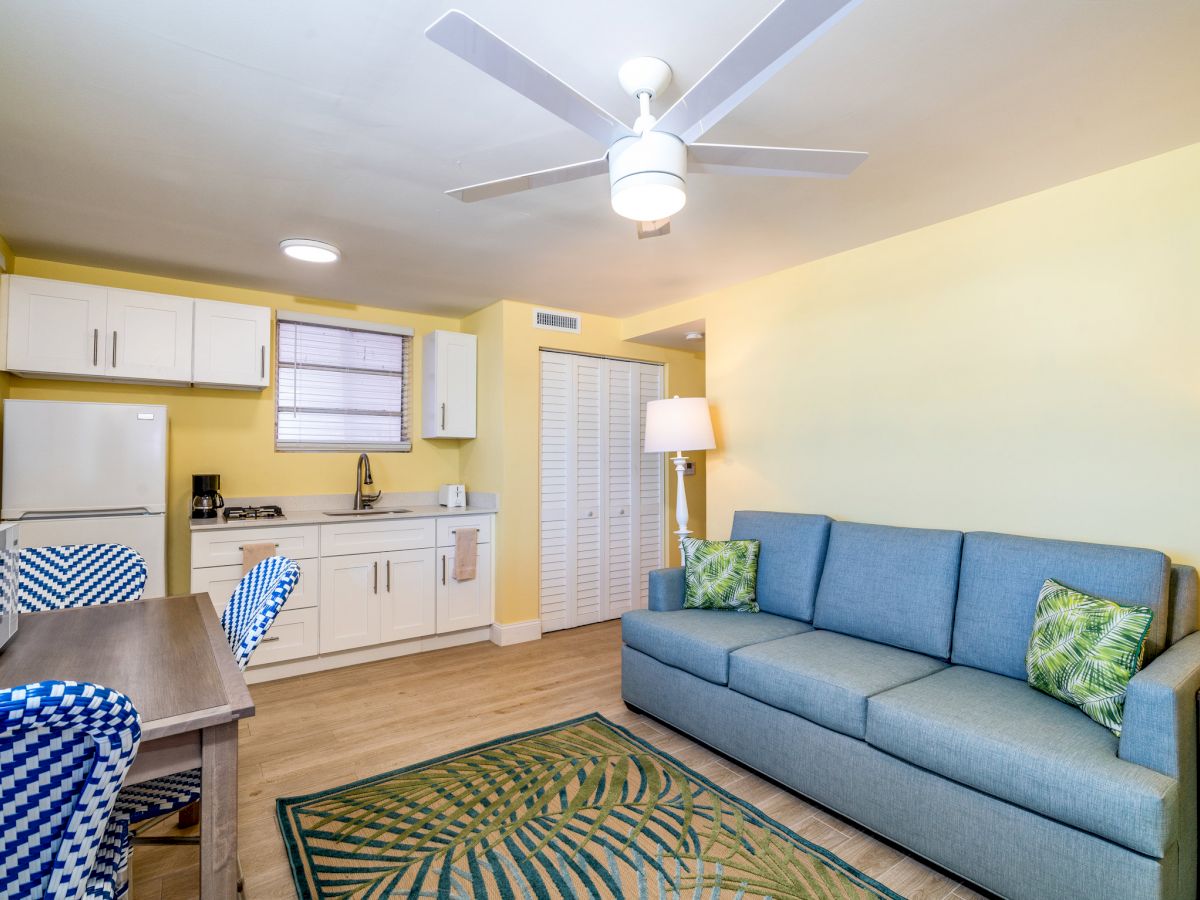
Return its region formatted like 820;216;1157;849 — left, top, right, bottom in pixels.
0;680;142;900
112;556;300;890
17;544;148;613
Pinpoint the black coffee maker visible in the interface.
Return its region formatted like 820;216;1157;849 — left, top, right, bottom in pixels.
191;474;224;519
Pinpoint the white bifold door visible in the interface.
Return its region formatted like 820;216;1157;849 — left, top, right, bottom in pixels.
540;351;664;633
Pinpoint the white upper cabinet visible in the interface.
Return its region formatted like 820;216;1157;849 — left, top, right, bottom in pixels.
4;276;108;377
1;275;270;390
192;298;271;389
105;288;193;383
422;330;476;438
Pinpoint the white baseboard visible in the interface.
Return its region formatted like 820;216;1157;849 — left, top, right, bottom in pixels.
490;619;542;646
245;626;492;683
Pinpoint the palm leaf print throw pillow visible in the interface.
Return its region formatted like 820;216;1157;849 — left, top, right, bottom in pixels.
681;537;761;613
1026;578;1153;735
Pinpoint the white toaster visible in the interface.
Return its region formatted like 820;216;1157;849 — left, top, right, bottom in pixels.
438;484;467;508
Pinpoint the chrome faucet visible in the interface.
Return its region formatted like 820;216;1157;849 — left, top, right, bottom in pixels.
354;453;382;510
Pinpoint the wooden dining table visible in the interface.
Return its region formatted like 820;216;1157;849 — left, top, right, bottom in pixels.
0;593;253;899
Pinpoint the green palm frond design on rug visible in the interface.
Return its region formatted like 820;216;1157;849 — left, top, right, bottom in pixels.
1026;578;1153;735
682;538;761;612
277;714;902;899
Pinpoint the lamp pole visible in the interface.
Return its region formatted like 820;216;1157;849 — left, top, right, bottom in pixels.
672;450;691;550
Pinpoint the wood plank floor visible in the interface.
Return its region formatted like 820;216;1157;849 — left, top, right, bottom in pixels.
131;620;987;899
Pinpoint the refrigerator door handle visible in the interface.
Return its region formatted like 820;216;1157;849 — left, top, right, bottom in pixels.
12;506;157;520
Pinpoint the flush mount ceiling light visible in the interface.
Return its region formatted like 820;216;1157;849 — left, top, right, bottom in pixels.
425;1;870;239
279;239;340;263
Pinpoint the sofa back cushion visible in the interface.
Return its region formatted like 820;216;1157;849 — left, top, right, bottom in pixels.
730;512;832;622
813;522;963;658
952;532;1171;679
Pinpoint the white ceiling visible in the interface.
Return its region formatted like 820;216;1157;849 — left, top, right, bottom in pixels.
0;1;1197;318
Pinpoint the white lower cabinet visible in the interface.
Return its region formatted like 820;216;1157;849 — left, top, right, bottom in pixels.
192;558;317;617
436;543;493;633
380;548;437;642
251;607;320;666
319;552;381;653
191;512;495;678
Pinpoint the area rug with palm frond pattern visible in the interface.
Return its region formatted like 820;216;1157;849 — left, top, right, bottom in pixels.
276;713;904;899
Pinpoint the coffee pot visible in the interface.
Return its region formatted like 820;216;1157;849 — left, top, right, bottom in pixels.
191;473;224;519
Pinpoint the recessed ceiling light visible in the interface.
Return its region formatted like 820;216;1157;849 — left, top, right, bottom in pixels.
280;239;340;263
684;331;704;342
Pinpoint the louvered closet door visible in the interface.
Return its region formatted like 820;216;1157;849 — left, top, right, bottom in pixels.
573;355;605;627
539;351;664;633
539;352;571;633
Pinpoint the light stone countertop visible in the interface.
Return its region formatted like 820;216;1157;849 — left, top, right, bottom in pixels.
189;491;498;531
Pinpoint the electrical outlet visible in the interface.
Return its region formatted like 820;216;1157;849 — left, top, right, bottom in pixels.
683;460;696;476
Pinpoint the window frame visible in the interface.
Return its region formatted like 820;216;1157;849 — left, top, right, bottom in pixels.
274;311;413;453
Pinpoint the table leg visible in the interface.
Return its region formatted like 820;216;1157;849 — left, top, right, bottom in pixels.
200;720;239;899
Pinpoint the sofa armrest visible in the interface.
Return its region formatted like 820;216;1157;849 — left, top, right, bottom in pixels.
1119;630;1200;777
648;567;685;612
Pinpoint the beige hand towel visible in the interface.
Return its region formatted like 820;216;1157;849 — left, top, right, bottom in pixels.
241;541;276;575
453;527;478;582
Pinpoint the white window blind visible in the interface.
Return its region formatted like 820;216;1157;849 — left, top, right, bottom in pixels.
276;316;412;452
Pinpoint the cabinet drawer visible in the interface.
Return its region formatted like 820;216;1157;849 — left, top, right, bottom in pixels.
436;515;492;547
248;606;319;667
321;518;436;556
191;525;318;567
192;558;316;615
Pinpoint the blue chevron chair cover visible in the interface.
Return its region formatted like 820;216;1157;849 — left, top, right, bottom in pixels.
0;680;142;900
18;544;148;613
114;557;300;832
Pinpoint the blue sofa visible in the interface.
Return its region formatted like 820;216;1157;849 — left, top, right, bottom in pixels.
621;512;1200;900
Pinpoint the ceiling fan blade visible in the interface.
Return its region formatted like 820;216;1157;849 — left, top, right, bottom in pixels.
446;157;609;202
688;143;867;178
426;11;634;147
654;0;862;144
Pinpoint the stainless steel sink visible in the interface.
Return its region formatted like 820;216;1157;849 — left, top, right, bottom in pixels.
322;509;411;517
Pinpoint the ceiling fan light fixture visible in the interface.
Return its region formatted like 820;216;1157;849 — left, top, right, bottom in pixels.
279;238;340;263
611;172;686;222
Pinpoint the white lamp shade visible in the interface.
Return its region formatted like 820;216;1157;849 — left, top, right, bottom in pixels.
644;396;716;453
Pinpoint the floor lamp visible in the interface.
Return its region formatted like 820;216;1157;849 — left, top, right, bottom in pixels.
644;396;716;550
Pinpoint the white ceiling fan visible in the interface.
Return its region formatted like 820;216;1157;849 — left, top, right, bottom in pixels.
425;0;869;238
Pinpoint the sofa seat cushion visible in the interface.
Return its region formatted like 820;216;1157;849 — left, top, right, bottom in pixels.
621;609;811;685
728;630;946;739
866;666;1176;857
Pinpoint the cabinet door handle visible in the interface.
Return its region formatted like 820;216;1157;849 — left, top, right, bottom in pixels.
441;402;446;430
237;543;279;551
386;559;391;592
93;329;99;366
261;635;280;643
261;345;266;379
442;554;447;585
111;331;118;368
373;560;379;594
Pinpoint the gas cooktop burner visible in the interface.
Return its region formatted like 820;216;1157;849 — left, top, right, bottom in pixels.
223;505;285;521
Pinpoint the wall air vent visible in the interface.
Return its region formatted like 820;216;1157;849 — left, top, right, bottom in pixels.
533;309;581;333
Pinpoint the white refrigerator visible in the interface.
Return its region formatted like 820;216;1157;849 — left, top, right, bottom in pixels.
2;399;168;598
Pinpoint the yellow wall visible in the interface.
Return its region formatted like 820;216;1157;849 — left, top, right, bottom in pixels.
462;300;707;625
6;259;465;594
630;142;1200;567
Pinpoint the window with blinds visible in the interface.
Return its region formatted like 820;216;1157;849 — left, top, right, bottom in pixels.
275;315;412;452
